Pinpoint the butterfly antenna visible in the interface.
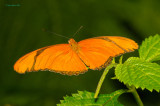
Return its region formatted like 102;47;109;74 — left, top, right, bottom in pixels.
72;26;83;38
42;28;69;39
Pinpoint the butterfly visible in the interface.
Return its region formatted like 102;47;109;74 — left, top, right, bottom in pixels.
14;36;138;75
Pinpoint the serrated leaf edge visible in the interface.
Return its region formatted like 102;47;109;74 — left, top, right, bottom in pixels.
115;57;160;92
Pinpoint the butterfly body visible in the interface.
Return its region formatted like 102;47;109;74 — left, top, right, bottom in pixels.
69;38;80;53
14;36;138;75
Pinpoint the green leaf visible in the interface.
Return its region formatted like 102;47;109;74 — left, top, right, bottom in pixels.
57;90;125;106
115;57;160;92
139;34;160;62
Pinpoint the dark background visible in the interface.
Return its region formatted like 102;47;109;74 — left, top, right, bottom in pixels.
1;0;160;106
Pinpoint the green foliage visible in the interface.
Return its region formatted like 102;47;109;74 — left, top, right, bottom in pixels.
115;57;160;92
115;34;160;92
139;34;160;62
57;90;125;106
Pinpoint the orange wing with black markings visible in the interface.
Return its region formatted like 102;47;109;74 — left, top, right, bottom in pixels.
78;36;138;70
14;44;88;75
14;36;138;75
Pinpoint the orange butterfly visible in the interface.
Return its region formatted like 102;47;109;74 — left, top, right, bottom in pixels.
14;36;138;75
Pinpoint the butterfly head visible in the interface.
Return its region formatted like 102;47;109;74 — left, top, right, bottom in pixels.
68;38;79;52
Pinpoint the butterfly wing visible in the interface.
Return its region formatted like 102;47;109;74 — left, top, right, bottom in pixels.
78;36;138;70
14;46;47;73
14;36;138;75
95;36;138;52
14;44;88;75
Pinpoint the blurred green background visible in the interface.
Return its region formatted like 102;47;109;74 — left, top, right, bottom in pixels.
1;0;160;106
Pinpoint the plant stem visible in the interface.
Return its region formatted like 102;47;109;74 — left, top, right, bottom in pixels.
94;63;117;98
127;85;144;106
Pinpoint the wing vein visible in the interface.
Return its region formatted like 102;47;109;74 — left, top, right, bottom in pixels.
99;37;128;53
